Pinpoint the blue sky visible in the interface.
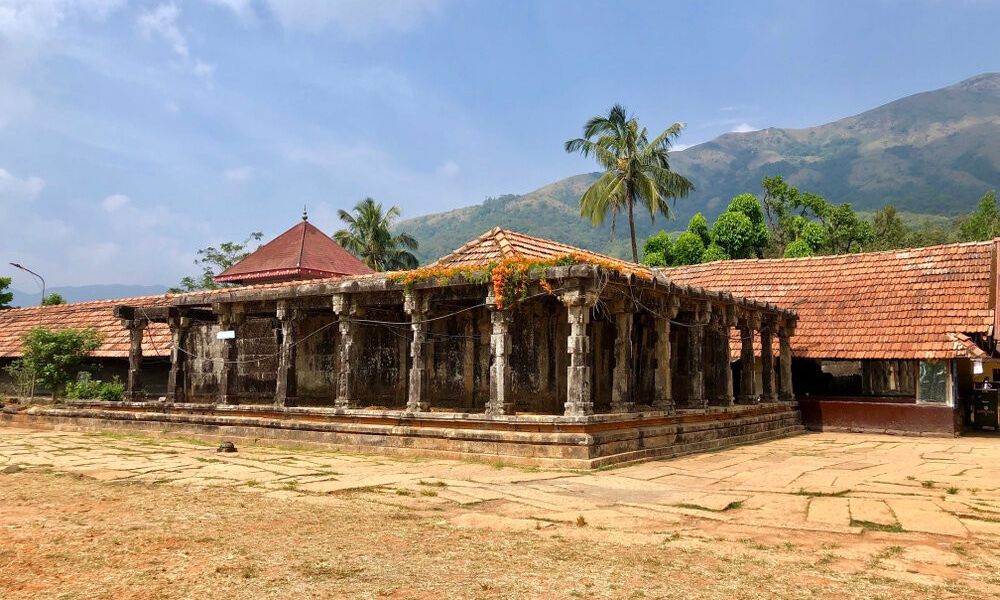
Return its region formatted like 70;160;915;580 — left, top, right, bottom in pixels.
0;0;997;288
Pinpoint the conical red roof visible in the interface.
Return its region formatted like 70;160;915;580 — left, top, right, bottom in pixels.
214;217;373;284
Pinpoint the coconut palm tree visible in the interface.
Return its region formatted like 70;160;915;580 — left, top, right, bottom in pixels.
565;104;694;262
334;198;419;271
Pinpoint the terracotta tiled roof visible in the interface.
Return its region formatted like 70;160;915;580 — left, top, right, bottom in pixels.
431;227;644;272
663;241;997;360
0;295;174;359
215;218;373;284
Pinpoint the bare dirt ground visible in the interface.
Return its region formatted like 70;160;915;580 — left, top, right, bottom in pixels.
2;428;1000;599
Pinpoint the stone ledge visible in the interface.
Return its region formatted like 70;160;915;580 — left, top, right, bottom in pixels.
1;403;805;469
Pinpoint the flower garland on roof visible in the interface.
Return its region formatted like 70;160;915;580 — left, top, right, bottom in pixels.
390;253;650;309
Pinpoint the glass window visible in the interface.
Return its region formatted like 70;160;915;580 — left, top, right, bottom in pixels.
918;361;948;403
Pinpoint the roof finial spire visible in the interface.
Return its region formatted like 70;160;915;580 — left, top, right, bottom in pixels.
302;205;308;222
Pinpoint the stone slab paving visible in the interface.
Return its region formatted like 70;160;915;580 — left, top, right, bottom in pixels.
4;426;1000;540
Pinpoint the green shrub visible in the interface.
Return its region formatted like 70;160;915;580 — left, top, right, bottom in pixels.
784;238;814;258
2;360;33;397
671;231;706;266
65;376;125;402
701;243;730;263
642;231;673;266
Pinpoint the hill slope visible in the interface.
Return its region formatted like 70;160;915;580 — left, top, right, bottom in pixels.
402;73;1000;263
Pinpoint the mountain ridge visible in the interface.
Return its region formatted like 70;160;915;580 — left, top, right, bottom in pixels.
402;73;1000;262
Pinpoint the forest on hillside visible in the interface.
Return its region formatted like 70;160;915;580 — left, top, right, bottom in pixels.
639;175;1000;267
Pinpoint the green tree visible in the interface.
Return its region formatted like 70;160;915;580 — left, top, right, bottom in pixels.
687;213;711;247
784;239;814;258
870;204;908;251
0;276;12;309
41;292;65;306
671;232;705;266
642;231;673;267
701;243;729;262
334;197;419;271
20;327;102;399
565;104;694;262
726;193;769;257
797;220;828;252
824;203;873;254
171;232;264;292
710;212;756;259
958;191;1000;241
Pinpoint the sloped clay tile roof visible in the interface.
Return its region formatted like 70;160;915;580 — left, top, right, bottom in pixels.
215;218;373;284
431;227;644;272
662;241;997;360
0;295;174;359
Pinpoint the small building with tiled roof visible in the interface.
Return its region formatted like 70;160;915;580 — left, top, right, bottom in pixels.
662;240;1000;435
214;214;373;285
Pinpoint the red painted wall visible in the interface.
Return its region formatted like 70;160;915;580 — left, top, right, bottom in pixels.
798;399;957;436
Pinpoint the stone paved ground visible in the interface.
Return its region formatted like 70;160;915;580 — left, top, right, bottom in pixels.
4;426;1000;597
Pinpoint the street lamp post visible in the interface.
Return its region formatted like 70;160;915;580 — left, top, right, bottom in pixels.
8;262;45;400
9;262;45;306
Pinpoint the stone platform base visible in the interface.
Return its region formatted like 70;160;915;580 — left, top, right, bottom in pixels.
1;401;804;469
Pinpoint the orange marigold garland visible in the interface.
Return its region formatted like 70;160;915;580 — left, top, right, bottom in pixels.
390;253;651;310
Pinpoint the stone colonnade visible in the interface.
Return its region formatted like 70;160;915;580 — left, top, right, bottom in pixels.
116;274;797;416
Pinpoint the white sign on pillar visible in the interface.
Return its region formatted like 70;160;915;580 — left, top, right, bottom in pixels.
216;330;236;340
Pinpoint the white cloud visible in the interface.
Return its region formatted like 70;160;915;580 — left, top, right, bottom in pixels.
203;0;257;22
730;123;759;133
0;0;124;44
0;167;45;204
137;3;188;59
193;59;215;83
223;165;254;183
670;143;691;152
435;159;459;178
265;0;445;36
136;3;217;83
101;193;130;212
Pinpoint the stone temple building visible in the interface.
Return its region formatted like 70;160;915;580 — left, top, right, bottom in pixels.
10;221;999;464
1;224;801;468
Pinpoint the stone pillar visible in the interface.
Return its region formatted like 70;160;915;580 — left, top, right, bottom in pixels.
462;310;476;408
652;296;679;411
166;316;190;404
609;300;634;413
561;286;598;416
736;312;759;404
332;294;356;409
486;296;514;415
404;291;430;412
122;317;147;401
778;318;796;402
218;309;244;406
684;302;711;409
274;302;298;408
759;318;777;403
708;307;735;407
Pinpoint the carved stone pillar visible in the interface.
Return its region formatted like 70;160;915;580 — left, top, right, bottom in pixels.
462;310;476;408
332;294;356;409
609;299;634;413
652;296;679;411
708;306;735;407
736;312;760;404
760;318;777;403
274;302;298;408
486;298;513;415
778;318;796;402
218;308;244;406
561;286;598;416
684;302;711;409
404;291;430;412
122;317;147;401
166;316;190;404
